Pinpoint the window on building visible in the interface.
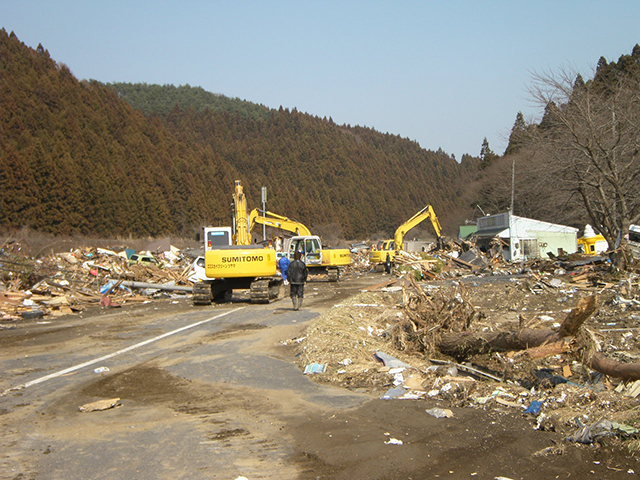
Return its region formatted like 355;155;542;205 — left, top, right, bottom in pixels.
521;239;539;259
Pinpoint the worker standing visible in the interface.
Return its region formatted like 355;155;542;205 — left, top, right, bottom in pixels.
278;254;290;285
384;253;392;274
288;251;308;310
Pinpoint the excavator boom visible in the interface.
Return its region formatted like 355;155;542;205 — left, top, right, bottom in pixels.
233;180;251;246
370;204;443;266
248;209;312;236
393;205;442;251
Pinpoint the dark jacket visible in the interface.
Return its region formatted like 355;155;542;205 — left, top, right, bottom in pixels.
288;259;308;284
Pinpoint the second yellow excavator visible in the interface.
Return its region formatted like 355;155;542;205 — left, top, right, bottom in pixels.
370;204;443;267
249;209;351;282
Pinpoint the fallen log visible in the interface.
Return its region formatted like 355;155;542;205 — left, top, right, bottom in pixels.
436;294;640;381
585;352;640;382
557;295;597;337
438;329;547;359
437;296;597;359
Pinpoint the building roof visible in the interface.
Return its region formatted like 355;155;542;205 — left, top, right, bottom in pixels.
476;212;578;238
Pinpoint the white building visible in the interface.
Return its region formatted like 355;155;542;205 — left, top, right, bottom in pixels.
629;225;640;259
474;212;578;262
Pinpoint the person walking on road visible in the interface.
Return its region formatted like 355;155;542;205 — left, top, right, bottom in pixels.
288;251;308;310
278;254;290;285
384;253;392;275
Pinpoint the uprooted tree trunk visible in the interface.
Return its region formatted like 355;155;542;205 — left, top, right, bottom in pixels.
437;295;597;359
437;295;640;382
585;353;640;382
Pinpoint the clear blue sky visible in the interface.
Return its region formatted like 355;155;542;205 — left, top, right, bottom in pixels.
4;1;639;160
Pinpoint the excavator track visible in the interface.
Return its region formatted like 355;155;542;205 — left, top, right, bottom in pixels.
250;278;283;303
327;268;340;282
192;282;212;305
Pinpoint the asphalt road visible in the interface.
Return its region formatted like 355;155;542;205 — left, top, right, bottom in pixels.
0;274;379;480
2;272;638;480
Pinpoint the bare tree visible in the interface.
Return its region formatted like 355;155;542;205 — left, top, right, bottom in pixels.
527;66;640;266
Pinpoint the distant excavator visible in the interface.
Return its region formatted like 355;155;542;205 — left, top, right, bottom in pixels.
370;204;443;268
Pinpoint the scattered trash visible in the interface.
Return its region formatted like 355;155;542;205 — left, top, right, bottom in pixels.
373;351;412;368
0;243;202;320
20;309;45;320
495;397;523;409
566;419;615;444
303;363;326;374
384;438;403;445
425;407;454;418
524;401;543;415
381;386;407;400
93;367;109;374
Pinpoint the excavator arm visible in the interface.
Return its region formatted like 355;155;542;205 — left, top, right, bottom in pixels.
232;180;252;246
393;205;443;251
248;209;312;236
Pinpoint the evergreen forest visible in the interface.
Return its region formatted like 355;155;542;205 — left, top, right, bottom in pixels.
2;28;638;245
0;29;478;241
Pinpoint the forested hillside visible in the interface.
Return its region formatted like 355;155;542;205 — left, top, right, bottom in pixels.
0;29;479;240
107;82;272;121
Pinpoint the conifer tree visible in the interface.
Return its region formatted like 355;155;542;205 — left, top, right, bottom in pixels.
505;112;526;155
479;137;497;166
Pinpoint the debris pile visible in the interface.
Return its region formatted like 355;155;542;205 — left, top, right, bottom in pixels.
291;260;640;451
0;241;199;322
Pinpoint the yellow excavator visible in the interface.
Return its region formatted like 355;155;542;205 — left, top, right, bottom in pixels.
281;235;351;282
576;224;609;255
193;181;282;305
249;209;351;282
370;204;443;267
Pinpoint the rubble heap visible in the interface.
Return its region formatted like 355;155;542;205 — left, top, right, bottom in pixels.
291;257;640;452
0;241;198;322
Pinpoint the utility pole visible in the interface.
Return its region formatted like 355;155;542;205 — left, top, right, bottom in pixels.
510;157;515;212
261;186;267;241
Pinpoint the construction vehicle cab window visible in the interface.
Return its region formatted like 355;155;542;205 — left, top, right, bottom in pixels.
206;228;232;249
288;237;322;264
249;205;351;282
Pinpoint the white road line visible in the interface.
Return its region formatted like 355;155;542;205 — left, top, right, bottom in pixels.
1;307;245;396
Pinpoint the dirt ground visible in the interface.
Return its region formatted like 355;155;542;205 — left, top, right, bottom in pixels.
284;271;640;479
2;267;640;479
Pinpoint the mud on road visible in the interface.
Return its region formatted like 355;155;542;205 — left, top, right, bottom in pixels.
1;272;639;479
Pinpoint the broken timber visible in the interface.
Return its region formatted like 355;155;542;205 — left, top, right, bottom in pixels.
435;294;640;381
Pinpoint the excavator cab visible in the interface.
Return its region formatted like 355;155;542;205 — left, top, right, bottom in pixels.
287;237;322;266
205;227;232;250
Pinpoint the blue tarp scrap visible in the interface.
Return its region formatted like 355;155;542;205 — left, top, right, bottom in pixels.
99;280;131;295
524;400;543;415
304;363;326;374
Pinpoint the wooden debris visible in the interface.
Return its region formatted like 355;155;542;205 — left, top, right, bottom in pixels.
0;245;200;320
